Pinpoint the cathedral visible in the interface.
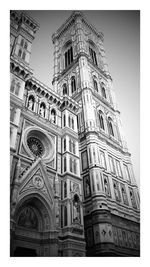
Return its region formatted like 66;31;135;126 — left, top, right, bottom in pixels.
10;10;140;256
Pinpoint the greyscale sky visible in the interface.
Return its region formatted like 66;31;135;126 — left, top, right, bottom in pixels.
25;10;140;187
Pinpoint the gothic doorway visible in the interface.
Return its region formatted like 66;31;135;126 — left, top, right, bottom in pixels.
11;194;58;257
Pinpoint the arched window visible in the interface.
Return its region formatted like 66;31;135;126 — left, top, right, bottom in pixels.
63;114;66;127
70;157;73;172
64;157;66;172
68;115;71;127
101;83;107;99
64;138;66;151
20;39;24;47
63;83;67;95
93;79;98;92
71;76;76;94
10;79;15;93
64;182;67;198
18;49;22;58
108;117;114;137
98;111;105;130
22;51;26;61
72;117;74;129
39;102;46;117
28;95;35;111
89;45;97;66
64;45;73;68
51;109;56;123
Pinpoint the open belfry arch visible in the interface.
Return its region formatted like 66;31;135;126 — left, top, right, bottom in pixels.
10;10;140;256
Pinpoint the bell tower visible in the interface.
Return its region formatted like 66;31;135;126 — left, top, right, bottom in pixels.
52;11;140;256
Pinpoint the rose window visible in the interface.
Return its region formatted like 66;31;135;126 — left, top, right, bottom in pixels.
27;137;44;157
24;127;55;162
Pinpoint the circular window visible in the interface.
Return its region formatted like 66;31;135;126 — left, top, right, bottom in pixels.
23;127;55;163
27;136;44;157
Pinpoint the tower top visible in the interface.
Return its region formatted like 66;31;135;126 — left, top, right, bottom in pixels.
52;11;104;43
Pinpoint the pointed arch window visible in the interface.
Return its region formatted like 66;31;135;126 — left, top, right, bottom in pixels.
108;117;114;137
72;117;74;129
64;157;66;172
101;83;107;99
51;109;56;123
63;114;66;127
71;76;76;94
89;47;97;66
93;79;98;92
98;111;105;130
64;181;67;198
63;83;67;95
68;115;71;127
64;138;66;151
64;46;73;69
70;157;73;172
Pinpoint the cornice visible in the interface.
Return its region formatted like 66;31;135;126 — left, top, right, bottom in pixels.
10;10;40;34
52;11;104;43
10;56;33;81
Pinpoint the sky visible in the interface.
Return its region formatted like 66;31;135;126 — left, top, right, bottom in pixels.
25;10;140;187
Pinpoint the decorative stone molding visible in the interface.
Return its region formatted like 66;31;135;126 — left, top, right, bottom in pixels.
22;126;55;163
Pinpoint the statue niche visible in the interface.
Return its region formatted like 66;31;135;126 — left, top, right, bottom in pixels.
28;95;35;111
73;194;81;224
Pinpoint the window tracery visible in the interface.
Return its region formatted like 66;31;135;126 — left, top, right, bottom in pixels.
27;136;44;157
64;42;73;69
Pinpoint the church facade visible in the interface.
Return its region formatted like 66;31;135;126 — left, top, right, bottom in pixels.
10;11;140;256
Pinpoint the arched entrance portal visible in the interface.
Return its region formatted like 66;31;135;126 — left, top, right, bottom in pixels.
11;194;58;257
